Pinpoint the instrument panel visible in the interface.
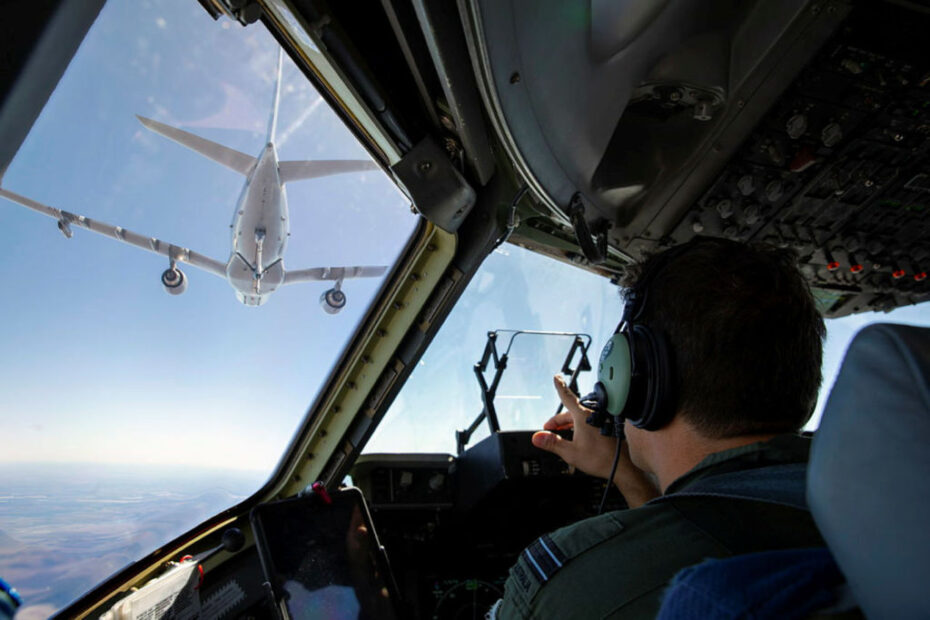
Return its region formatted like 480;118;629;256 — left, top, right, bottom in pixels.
666;3;930;317
352;431;624;620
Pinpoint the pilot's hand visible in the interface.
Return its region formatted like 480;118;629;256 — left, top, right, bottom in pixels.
532;375;659;507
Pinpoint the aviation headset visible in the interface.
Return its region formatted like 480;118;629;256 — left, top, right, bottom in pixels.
587;243;693;432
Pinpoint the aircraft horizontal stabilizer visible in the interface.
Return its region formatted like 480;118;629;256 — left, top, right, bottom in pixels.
283;265;387;284
278;160;379;184
0;187;228;278
136;115;257;176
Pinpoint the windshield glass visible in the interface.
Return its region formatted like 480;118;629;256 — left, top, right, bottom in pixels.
366;245;930;455
367;245;623;455
811;303;930;427
0;0;416;615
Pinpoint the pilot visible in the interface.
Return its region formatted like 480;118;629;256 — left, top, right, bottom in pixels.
492;237;827;619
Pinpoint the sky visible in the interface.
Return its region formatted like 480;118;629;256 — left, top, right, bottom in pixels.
0;0;416;473
367;244;625;454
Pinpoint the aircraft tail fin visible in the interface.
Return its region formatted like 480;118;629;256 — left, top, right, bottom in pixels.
268;48;283;143
136;115;256;176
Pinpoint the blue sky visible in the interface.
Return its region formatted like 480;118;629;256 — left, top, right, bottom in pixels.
0;0;416;472
368;245;625;453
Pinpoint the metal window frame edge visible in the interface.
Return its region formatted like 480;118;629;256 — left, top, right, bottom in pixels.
262;0;404;165
455;0;629;265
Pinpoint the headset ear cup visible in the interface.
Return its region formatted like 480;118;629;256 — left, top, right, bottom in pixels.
649;328;677;430
628;324;676;431
597;333;633;416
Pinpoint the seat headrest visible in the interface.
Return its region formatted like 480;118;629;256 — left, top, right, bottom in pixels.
808;322;930;619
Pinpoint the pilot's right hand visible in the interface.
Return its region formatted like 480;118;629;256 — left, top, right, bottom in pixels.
532;375;659;508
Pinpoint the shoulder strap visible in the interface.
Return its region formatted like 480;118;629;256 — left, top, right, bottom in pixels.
648;463;809;511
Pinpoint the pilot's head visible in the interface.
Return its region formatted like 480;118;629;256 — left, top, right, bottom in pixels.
619;237;825;464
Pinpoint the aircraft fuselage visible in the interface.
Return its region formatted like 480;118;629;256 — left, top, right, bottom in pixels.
225;143;289;306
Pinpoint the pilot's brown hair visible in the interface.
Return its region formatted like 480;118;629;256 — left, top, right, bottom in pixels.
621;237;825;438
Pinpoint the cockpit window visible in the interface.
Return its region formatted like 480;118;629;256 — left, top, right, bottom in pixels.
811;303;930;428
0;0;416;614
366;245;623;455
367;244;930;454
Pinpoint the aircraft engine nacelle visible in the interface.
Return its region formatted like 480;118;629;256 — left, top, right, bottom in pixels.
161;267;188;295
320;288;346;314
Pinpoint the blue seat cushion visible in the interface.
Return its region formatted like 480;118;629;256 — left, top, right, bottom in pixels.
657;547;844;620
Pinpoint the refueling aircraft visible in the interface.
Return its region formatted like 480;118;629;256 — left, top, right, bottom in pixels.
0;50;385;311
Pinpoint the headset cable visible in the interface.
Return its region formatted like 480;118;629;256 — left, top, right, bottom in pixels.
598;425;624;514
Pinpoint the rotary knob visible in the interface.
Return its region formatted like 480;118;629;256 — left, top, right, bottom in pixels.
744;204;762;226
821;122;843;148
786;114;808;139
737;175;756;196
715;199;734;219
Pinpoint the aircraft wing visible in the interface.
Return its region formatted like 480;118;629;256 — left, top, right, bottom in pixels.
278;159;379;184
0;187;228;278
283;265;387;284
136;115;257;176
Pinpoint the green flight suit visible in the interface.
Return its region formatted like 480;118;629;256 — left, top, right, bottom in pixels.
495;435;824;619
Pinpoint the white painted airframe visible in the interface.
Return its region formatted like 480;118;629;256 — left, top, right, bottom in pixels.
0;51;385;310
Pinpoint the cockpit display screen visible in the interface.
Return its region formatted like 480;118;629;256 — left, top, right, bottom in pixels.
250;487;398;620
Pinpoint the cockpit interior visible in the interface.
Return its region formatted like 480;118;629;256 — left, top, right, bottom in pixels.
2;0;930;617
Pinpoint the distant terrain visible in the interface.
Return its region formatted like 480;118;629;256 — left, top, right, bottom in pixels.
0;462;266;617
